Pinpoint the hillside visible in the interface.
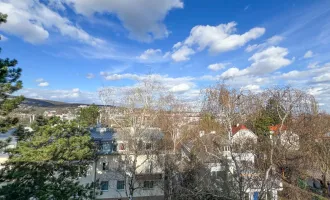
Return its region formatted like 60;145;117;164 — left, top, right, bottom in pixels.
21;97;90;108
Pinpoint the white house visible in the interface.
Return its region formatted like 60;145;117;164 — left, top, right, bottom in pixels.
180;126;282;200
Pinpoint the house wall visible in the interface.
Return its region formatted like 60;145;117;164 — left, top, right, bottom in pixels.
79;154;164;200
232;130;258;144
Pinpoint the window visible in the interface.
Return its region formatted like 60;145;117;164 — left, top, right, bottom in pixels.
102;162;109;171
119;143;126;150
101;181;109;191
145;143;152;150
145;161;153;173
101;142;111;153
143;180;154;189
117;180;125;190
212;170;225;180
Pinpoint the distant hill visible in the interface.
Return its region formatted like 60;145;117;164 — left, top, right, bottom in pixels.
21;97;90;108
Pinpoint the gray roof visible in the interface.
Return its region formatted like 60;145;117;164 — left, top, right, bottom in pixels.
90;127;115;141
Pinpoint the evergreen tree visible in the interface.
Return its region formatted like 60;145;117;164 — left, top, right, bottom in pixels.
78;104;100;127
0;118;99;199
250;98;285;136
0;12;24;149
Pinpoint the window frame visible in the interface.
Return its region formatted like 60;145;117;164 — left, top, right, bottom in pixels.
143;180;154;189
102;162;109;171
100;181;109;191
117;180;125;190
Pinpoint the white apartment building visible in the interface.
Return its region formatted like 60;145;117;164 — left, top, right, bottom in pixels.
81;127;165;200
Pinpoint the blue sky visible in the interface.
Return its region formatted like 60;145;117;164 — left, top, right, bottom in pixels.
1;0;330;111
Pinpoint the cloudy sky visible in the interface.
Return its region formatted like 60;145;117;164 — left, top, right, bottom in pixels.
1;0;330;111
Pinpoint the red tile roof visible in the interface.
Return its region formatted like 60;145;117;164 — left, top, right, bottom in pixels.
269;124;287;133
232;125;248;135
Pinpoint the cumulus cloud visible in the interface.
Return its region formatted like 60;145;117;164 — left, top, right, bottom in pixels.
62;0;183;42
38;82;49;87
279;62;330;81
72;88;80;93
221;46;293;78
171;46;195;62
247;46;293;74
267;35;284;45
245;35;284;52
102;73;139;81
241;84;261;93
0;34;8;41
16;88;99;104
86;73;95;79
208;62;230;71
100;73;196;93
307;62;319;69
138;49;162;60
136;48;168;63
173;42;182;49
171;22;265;62
170;83;191;93
304;50;314;58
36;78;45;82
313;73;330;82
0;0;105;46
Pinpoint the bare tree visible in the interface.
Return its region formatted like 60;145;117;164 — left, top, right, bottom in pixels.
98;78;167;200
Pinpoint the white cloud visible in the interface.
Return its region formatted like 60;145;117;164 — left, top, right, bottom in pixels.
241;84;261;93
38;82;49;87
100;73;196;92
72;88;80;93
36;78;45;82
208;62;230;71
245;44;260;52
170;83;191;93
0;34;8;41
138;49;162;60
313;73;330;82
136;48;168;63
304;50;313;58
0;0;105;46
185;22;265;53
102;73;138;81
307;87;324;96
16;88;99;104
247;46;293;75
220;68;246;78
86;73;95;79
281;70;301;79
245;35;284;52
171;22;265;62
266;35;284;45
173;42;182;49
307;62;319;69
47;0;66;10
279;62;330;81
221;46;293;78
171;46;195;61
63;0;183;42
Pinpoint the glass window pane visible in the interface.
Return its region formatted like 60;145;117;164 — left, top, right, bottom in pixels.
101;181;109;191
117;180;125;190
